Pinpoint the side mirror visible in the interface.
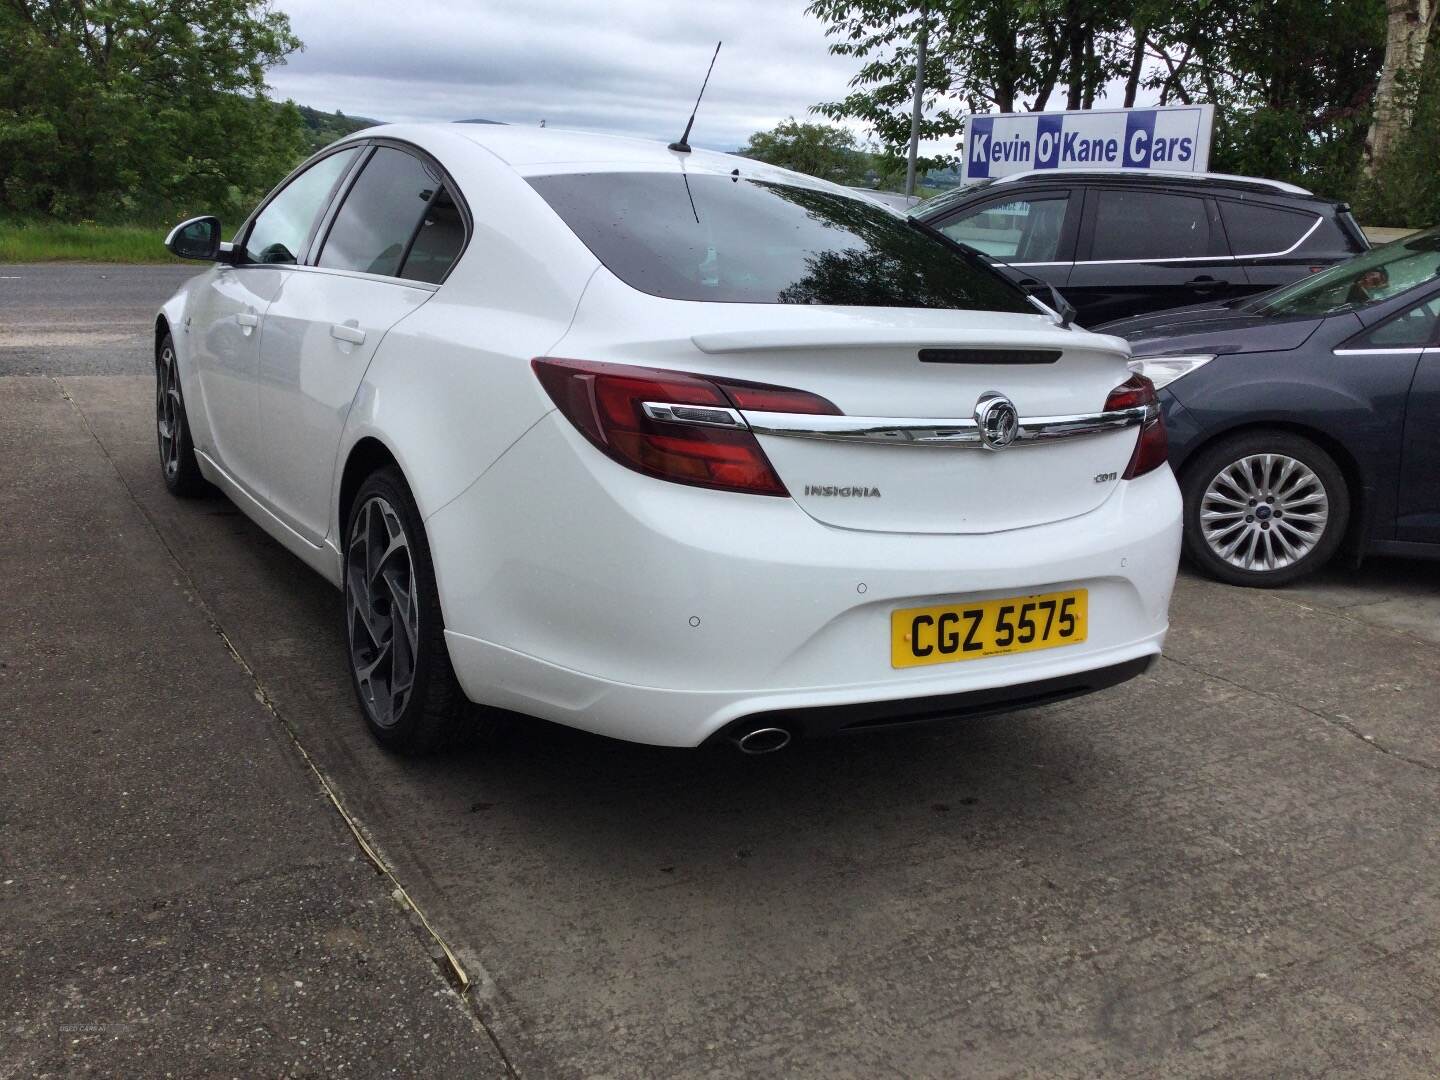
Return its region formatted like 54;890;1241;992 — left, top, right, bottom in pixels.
165;215;224;261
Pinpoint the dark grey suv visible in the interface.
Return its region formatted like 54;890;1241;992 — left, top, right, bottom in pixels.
912;170;1369;326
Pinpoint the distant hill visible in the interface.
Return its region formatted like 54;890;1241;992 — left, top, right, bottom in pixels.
293;105;383;153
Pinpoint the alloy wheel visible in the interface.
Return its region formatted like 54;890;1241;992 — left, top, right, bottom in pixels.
1200;453;1330;573
346;496;421;728
156;344;182;480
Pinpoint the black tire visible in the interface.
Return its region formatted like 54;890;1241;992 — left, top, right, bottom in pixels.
1181;430;1350;587
343;465;498;753
155;333;209;497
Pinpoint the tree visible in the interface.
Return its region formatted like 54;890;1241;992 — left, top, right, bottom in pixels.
806;0;1138;167
1365;0;1440;175
1354;32;1440;225
806;0;1396;200
1139;0;1385;197
0;0;305;221
738;118;868;183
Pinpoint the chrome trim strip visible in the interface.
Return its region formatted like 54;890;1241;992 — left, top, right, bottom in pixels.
1010;215;1323;268
738;405;1148;447
641;401;748;428
1332;347;1426;356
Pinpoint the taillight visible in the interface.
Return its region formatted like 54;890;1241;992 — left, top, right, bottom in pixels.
531;358;839;496
1105;373;1169;479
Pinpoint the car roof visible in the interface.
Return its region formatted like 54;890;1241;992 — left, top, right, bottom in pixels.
351;121;808;184
985;168;1314;196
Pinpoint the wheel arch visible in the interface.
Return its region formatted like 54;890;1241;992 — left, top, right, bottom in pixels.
1175;419;1371;555
338;436;402;541
154;314;171;358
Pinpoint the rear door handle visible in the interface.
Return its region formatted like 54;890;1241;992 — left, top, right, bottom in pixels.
330;323;366;345
1187;275;1222;291
236;312;260;327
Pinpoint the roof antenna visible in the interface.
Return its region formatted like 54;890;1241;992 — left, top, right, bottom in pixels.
668;41;722;153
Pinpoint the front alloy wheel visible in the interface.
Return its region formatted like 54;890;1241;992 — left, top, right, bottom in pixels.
1182;431;1349;587
155;333;208;496
1200;454;1329;572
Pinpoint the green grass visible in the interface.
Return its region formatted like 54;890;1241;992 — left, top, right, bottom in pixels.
0;218;182;263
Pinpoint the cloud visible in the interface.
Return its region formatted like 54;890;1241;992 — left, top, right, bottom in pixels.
263;0;885;153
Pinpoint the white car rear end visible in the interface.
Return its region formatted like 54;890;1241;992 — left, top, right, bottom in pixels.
422;146;1181;748
159;123;1181;753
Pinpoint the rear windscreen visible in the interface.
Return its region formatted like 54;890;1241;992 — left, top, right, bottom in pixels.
528;171;1034;311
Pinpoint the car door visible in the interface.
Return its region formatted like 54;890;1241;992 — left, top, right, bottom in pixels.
185;146;360;494
256;143;468;544
1067;186;1245;325
1392;292;1440;543
930;188;1078;293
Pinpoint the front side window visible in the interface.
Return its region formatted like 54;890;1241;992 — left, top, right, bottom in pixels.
528;171;1033;311
1350;295;1440;349
319;147;446;278
243;148;358;265
1091;189;1214;261
940;195;1069;262
1245;228;1440;317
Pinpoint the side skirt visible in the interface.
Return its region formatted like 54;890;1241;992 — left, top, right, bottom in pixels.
196;450;344;587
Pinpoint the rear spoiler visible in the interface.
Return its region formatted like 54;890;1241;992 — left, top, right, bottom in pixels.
1334;203;1371;252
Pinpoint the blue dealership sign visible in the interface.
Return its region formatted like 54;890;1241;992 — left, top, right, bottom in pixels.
961;105;1214;183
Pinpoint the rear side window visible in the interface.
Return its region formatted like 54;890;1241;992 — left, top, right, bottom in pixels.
1298;215;1363;257
1090;189;1214;260
528;171;1033;311
1218;201;1318;256
940;194;1069;262
401;186;465;284
320;147;460;280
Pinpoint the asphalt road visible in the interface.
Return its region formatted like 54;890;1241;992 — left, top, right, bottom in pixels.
0;263;198;376
4;264;1440;1078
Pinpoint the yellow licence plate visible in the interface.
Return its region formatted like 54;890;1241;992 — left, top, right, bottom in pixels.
891;589;1088;668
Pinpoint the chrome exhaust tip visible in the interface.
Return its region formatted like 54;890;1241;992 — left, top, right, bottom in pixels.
733;726;792;755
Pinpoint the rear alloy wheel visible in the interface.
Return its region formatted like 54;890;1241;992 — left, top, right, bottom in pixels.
155;333;208;496
344;466;498;753
1182;431;1349;587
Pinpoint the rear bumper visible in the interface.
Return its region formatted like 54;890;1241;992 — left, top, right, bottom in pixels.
702;655;1155;744
428;413;1182;747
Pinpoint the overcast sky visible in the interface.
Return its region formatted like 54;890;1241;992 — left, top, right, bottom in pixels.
264;1;1152;160
264;0;957;156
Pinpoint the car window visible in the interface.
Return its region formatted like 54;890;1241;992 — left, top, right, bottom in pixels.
400;185;465;284
528;172;1034;311
1244;228;1440;317
940;195;1068;262
242;148;358;265
319;147;441;278
1090;189;1213;261
1350;295;1440;349
1218;201;1317;256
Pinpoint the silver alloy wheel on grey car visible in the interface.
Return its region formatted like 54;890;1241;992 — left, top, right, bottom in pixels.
1199;453;1330;572
345;495;421;728
156;343;182;481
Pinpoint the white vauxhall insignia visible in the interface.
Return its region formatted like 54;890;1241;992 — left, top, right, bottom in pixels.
156;123;1181;754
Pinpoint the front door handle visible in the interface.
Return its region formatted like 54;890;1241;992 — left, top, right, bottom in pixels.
330;323;366;346
1187;275;1223;292
236;312;260;326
